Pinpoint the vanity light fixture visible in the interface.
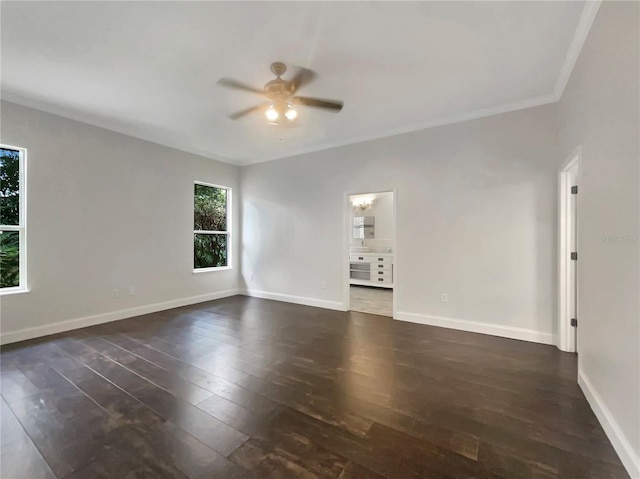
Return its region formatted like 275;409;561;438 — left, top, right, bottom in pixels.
352;199;373;211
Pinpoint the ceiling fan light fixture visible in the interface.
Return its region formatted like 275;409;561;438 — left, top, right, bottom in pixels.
265;106;279;121
285;106;297;120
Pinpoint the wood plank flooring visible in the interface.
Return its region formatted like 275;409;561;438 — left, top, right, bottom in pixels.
349;286;393;317
0;295;628;478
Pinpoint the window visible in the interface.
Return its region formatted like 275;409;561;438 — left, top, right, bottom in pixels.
0;145;26;292
194;182;230;271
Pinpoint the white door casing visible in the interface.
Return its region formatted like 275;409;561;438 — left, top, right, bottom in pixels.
558;148;581;352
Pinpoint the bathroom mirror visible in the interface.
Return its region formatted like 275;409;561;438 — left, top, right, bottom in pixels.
353;216;375;239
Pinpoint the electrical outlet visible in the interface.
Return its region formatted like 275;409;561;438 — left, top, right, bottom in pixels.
440;293;448;303
111;289;119;298
321;281;327;290
128;286;135;296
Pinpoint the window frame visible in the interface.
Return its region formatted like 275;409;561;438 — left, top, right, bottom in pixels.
0;144;28;294
193;180;232;273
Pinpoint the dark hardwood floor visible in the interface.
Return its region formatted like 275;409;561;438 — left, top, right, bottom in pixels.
0;295;628;478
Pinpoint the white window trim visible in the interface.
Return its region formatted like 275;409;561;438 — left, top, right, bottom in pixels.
193;181;232;273
0;144;28;295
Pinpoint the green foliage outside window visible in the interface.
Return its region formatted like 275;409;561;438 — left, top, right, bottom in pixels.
0;231;19;288
1;149;19;225
194;233;227;269
194;184;228;268
194;184;226;231
1;148;21;288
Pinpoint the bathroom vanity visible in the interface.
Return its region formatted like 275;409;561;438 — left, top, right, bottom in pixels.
349;252;393;288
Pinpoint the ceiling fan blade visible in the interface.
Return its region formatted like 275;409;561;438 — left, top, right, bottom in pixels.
217;78;264;95
229;103;269;120
292;96;343;112
289;67;317;93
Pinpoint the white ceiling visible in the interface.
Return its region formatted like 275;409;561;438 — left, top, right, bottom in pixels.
1;1;597;165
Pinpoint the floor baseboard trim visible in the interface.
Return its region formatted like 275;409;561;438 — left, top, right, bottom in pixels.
240;289;344;311
395;311;555;345
578;369;640;478
0;288;241;346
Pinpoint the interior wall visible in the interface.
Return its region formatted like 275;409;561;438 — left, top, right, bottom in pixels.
241;104;560;342
555;2;640;475
350;191;394;253
0;101;241;343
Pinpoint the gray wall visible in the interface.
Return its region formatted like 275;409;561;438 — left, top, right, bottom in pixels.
556;2;639;475
241;104;560;343
1;101;241;341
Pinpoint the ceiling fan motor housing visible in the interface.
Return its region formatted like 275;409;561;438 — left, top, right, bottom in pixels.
265;62;295;99
265;79;292;99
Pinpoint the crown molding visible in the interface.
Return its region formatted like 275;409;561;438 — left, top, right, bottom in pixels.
0;90;243;166
239;92;558;165
554;0;602;100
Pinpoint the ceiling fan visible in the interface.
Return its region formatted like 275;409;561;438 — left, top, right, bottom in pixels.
218;62;344;124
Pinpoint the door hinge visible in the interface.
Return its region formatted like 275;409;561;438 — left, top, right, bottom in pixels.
571;185;578;194
571;252;578;261
571;318;578;327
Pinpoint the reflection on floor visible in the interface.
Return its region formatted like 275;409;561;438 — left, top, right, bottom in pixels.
350;285;393;317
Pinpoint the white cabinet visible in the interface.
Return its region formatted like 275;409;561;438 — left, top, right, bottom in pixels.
349;253;393;288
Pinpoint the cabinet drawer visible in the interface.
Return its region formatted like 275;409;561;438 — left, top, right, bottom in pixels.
372;269;392;279
372;276;392;284
373;256;392;263
349;255;370;262
372;262;391;271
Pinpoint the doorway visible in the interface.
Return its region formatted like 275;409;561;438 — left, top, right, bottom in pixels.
344;190;397;317
559;150;580;352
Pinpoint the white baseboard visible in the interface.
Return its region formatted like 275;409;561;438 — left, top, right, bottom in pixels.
0;289;241;345
240;289;345;311
578;370;640;478
395;311;555;345
237;294;552;345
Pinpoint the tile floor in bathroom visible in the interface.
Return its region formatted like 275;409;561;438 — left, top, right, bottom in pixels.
349;285;393;317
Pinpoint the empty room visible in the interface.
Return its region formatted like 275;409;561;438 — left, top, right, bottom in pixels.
0;1;638;478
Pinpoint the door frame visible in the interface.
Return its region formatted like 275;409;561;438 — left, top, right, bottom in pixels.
558;147;581;352
343;188;398;318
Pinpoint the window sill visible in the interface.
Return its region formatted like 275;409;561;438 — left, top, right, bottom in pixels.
0;287;30;296
193;266;232;274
